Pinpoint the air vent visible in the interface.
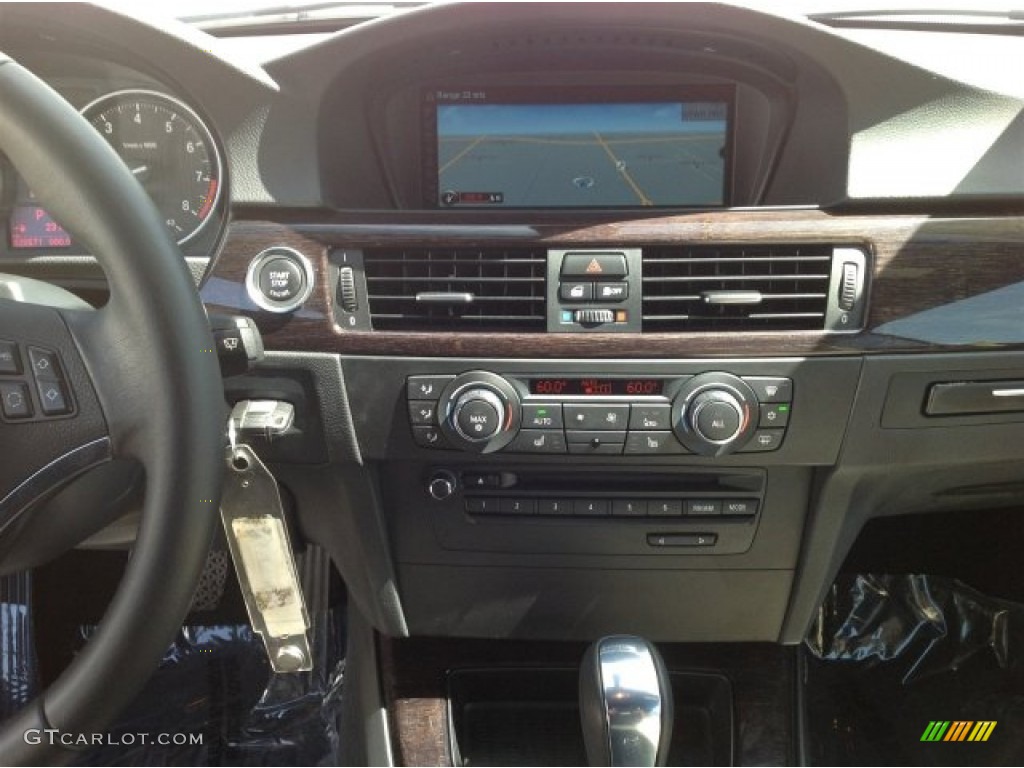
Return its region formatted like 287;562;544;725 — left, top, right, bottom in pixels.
364;248;546;332
642;245;836;331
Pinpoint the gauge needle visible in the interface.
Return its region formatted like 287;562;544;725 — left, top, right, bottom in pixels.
130;164;150;181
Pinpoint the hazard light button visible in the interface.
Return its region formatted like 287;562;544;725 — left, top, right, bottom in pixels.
560;253;628;278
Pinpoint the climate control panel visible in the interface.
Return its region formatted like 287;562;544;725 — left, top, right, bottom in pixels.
407;371;792;457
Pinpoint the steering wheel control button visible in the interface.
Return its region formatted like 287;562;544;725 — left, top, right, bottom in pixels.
0;340;22;374
624;432;685;454
407;375;454;401
408;400;437;425
561;253;628;278
759;402;790;428
245;247;315;313
510;429;567;454
741;429;785;452
560;282;594;301
36;380;70;415
744;377;793;403
694;400;742;443
564;404;629;430
723;499;759;516
629;405;671;430
1;381;32;419
28;347;61;381
523;403;563;429
685;500;722;516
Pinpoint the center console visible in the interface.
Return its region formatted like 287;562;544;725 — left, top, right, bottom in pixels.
339;353;862;642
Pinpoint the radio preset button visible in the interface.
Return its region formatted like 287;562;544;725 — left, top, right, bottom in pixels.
649;500;683;516
538;499;572;515
500;498;536;515
564;404;629;430
612;499;647;516
574;499;610;516
523;403;563;429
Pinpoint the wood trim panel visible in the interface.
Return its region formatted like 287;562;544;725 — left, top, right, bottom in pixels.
201;211;1024;358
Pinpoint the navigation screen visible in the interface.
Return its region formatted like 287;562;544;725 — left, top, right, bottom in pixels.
427;86;732;209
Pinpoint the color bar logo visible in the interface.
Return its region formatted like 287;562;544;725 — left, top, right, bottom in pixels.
921;721;997;742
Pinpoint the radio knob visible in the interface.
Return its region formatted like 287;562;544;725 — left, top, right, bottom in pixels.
453;388;506;442
688;390;744;444
427;470;458;501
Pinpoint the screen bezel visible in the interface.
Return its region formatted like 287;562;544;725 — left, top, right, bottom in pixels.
421;83;736;210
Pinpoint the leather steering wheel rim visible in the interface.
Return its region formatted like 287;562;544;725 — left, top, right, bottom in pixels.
0;55;224;764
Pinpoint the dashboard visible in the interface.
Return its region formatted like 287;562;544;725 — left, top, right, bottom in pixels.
3;1;1024;657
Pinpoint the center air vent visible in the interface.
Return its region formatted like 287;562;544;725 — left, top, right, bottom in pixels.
364;248;547;332
642;245;853;332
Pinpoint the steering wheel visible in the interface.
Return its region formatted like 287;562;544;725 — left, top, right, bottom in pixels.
0;55;224;763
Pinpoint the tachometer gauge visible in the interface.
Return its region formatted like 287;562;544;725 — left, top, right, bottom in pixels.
81;89;223;245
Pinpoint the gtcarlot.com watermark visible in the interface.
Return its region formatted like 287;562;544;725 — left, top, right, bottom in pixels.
24;729;203;747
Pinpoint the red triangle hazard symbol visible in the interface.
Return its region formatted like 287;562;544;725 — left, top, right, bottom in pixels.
585;258;603;274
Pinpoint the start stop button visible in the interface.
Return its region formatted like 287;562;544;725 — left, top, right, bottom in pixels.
245;247;315;313
259;258;304;302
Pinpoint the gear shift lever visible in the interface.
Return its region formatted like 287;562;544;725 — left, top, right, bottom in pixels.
579;636;674;767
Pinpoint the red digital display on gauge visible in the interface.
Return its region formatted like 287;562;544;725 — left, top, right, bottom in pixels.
530;378;663;396
9;206;72;249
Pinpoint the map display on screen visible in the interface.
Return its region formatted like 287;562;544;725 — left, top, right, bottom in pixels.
432;91;730;208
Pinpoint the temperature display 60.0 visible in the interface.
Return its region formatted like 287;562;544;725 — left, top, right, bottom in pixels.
530;378;663;396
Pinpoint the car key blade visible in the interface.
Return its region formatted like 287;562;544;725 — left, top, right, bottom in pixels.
220;443;312;672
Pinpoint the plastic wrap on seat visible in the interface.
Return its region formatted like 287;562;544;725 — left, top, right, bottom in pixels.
0;572;40;720
72;608;346;766
803;574;1024;765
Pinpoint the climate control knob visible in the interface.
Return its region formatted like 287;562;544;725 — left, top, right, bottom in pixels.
689;390;744;444
437;371;522;453
453;388;505;442
671;372;759;457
